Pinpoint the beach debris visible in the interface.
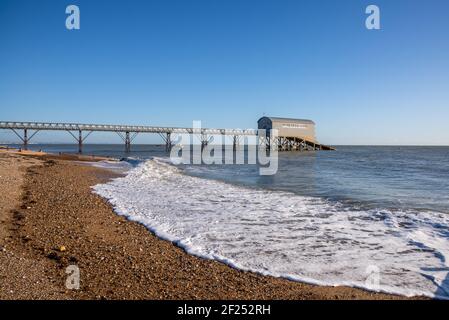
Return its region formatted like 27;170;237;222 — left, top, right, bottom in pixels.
47;252;61;261
59;246;67;252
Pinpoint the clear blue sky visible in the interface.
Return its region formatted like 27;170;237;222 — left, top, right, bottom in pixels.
1;0;448;145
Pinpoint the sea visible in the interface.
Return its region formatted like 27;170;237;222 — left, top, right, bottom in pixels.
14;144;449;298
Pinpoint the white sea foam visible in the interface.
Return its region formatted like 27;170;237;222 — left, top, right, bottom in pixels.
92;158;449;298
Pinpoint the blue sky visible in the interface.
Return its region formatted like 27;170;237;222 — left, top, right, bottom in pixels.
1;0;448;145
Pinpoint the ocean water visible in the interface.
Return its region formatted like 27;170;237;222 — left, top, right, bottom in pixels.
20;144;449;298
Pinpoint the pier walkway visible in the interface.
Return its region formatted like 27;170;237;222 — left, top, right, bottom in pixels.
0;121;334;153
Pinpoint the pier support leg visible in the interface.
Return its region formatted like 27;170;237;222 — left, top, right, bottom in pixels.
10;128;39;151
66;130;92;154
23;129;28;150
265;136;271;150
116;131;136;153
78;130;83;154
201;133;208;151
125;131;131;153
166;132;172;152
257;133;269;151
233;135;238;151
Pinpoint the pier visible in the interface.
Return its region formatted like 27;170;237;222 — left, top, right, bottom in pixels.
0;120;334;153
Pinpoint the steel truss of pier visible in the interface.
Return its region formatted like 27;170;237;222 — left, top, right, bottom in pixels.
0;121;334;153
258;136;335;151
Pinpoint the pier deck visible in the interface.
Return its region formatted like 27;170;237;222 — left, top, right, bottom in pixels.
0;121;334;153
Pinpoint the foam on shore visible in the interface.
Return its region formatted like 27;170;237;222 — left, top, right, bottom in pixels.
93;158;449;299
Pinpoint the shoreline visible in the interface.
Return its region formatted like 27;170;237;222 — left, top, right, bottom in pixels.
0;147;117;162
0;151;418;299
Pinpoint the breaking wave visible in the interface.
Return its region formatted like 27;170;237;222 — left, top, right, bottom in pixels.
93;158;449;298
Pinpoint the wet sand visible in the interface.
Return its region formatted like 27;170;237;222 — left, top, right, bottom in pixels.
0;151;415;300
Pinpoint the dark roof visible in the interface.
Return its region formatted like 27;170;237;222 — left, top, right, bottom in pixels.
258;116;315;125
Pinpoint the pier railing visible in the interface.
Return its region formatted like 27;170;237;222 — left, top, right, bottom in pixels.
0;121;334;153
0;121;257;153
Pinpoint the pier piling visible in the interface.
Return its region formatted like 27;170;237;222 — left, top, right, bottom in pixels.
232;135;238;151
201;133;208;151
23;128;28;150
125;131;131;153
9;127;40;150
78;130;82;153
166;132;172;152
